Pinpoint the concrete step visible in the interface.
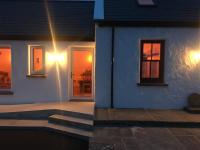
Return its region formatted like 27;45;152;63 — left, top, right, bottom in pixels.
49;114;93;131
46;123;93;141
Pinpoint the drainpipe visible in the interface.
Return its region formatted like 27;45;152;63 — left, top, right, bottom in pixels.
111;27;115;108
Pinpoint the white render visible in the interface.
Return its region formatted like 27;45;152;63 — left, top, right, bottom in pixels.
95;26;200;109
0;40;94;104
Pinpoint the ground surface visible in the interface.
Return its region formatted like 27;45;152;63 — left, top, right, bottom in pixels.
90;127;200;150
95;109;200;123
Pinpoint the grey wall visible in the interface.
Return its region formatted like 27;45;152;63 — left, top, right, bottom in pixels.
95;26;200;109
0;40;94;104
95;26;112;107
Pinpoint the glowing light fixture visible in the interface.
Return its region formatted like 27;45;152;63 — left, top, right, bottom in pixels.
87;54;92;63
188;51;200;65
46;52;66;65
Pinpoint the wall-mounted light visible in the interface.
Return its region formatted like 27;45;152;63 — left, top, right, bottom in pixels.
46;52;67;66
188;51;200;65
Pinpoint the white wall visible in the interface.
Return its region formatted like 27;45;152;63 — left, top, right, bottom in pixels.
95;26;200;109
0;40;94;104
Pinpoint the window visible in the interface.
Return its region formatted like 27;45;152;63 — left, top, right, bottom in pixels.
0;47;11;89
29;46;45;75
140;40;165;83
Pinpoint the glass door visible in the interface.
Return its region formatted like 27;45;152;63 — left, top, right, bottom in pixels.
71;49;93;98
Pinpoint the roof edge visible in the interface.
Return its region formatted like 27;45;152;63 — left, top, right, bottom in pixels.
0;35;95;41
95;20;200;27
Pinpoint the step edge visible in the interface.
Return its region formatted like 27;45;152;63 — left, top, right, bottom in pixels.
46;123;93;140
49;114;93;125
48;118;94;131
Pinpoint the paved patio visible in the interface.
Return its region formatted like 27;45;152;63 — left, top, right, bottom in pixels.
0;102;95;116
90;127;200;150
95;109;200;127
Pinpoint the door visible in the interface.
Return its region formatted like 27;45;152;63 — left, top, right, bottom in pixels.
71;48;93;99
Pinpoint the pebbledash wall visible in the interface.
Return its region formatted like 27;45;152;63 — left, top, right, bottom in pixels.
95;26;200;109
0;40;94;104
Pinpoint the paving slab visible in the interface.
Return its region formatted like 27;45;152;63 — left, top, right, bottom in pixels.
96;109;153;121
95;109;200;127
148;109;200;122
134;128;186;150
122;137;140;150
168;128;196;136
175;135;200;150
90;127;200;150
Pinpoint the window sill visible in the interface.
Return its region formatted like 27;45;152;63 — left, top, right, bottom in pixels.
137;83;168;86
26;74;47;78
0;91;14;95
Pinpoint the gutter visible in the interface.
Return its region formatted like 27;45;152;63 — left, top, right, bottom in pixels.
111;27;115;108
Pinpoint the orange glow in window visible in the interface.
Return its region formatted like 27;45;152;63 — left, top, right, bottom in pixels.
33;48;43;72
87;54;92;63
142;61;150;78
72;50;92;97
151;61;159;78
143;43;151;60
0;48;11;89
142;42;161;79
152;43;161;60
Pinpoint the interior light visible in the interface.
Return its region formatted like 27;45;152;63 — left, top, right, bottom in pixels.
87;54;92;63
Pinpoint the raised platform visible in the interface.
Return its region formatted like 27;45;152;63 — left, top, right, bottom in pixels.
0;102;94;119
0;102;95;141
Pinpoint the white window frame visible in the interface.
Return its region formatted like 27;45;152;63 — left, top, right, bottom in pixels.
29;45;45;75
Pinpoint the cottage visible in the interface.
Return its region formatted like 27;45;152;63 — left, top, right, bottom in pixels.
1;0;200;109
0;0;95;104
95;0;200;109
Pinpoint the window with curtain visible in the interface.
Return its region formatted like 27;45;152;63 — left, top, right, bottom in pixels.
140;40;165;83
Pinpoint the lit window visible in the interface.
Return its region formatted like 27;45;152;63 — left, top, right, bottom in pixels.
0;47;11;89
140;40;165;83
29;46;45;75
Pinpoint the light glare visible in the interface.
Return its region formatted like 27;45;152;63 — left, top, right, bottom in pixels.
188;51;200;65
46;52;66;65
